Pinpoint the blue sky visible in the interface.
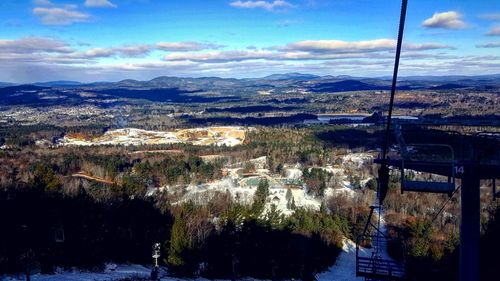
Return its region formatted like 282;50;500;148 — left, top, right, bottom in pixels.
1;0;499;82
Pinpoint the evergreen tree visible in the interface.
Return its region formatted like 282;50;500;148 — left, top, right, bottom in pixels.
33;163;61;193
256;179;269;199
286;188;293;210
252;179;269;215
167;214;191;267
408;218;433;258
121;174;146;197
266;204;284;230
290;197;297;210
286;188;292;201
320;201;328;214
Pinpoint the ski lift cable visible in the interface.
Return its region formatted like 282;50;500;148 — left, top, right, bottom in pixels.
360;0;409;269
381;0;408;161
358;0;409;240
412;185;461;236
429;185;461;226
375;0;408;209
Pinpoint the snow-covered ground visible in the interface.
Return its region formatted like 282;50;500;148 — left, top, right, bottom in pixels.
2;252;363;281
163;151;375;217
342;153;374;168
181;178;257;205
265;186;321;216
2;264;151;281
57;127;249;147
284;164;302;180
2;238;367;281
312;152;375;190
315;239;365;281
323;186;356;198
316;203;401;281
171;176;320;215
371;205;393;261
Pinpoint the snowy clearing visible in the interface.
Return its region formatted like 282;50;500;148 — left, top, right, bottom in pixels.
57;127;250;147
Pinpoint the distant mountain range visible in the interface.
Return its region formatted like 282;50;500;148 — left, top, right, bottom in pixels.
0;73;498;107
0;82;16;87
33;81;83;87
3;72;500;89
377;74;500;82
100;73;500;92
262;73;321;80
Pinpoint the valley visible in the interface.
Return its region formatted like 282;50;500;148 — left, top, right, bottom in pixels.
0;74;498;281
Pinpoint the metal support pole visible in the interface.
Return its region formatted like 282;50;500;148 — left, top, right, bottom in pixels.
460;165;480;281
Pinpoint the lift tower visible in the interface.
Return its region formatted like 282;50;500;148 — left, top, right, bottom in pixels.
378;129;500;281
356;1;500;280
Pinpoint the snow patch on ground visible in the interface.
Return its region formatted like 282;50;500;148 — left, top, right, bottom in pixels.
284;163;303;180
315;238;365;281
165;151;376;216
173;177;320;216
58;127;249;147
324;186;356;198
2;264;151;281
2;251;365;281
342;153;374;168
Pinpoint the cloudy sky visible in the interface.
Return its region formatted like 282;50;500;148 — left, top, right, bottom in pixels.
1;0;500;82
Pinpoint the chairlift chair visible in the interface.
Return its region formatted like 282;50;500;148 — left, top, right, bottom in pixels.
400;144;456;196
394;124;456;196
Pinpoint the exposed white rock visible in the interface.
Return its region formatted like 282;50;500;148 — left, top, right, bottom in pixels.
57;126;250;147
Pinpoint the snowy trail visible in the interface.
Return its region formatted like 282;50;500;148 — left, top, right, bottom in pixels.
372;205;393;260
315;238;364;281
317;201;401;281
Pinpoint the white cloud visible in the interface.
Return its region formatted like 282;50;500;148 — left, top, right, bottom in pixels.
33;0;52;5
4;53;500;83
156;42;224;52
72;48;116;59
280;39;396;53
404;42;454;51
422;11;466;29
164;50;276;63
2;36;487;82
278;39;452;53
0;37;73;54
117;45;152;56
479;13;500;21
33;6;90;25
163;39;452;63
476;42;500;48
84;0;117;8
486;26;500;36
70;45;152;58
230;1;295;11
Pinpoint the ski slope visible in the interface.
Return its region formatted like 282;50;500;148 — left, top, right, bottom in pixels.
315;239;365;281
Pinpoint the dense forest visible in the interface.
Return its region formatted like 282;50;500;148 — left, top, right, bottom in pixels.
0;124;498;280
0;181;367;280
